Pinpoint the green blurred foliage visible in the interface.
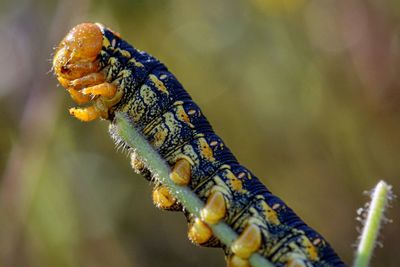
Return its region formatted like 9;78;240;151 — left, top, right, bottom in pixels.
0;0;399;266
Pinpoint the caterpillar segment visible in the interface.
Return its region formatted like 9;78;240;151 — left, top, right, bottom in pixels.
53;23;347;267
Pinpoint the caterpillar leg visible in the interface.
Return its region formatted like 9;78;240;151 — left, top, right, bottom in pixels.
227;255;250;267
69;105;101;122
152;185;182;211
200;191;227;224
67;88;92;104
130;153;154;182
188;218;213;245
170;158;191;186
231;224;262;259
130;153;146;173
82;82;117;98
70;72;105;89
67;83;119;122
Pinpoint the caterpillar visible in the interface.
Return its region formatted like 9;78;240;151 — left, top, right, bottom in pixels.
52;23;346;267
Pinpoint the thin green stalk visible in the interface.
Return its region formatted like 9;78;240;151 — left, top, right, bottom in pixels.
114;112;274;267
353;180;393;267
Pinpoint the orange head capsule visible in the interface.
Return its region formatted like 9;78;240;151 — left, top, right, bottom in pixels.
53;23;122;122
53;23;103;80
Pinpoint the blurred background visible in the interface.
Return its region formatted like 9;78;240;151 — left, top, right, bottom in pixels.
0;0;399;266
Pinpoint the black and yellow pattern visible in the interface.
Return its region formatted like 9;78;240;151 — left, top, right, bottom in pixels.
53;23;346;267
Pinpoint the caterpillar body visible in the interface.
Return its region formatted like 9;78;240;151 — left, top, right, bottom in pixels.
53;23;346;267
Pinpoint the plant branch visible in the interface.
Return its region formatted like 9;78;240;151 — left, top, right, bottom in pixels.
353;180;393;267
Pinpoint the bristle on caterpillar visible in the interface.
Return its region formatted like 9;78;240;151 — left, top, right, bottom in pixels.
53;22;347;267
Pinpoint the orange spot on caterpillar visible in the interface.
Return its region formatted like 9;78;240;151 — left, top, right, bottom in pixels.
153;130;168;148
177;106;191;123
149;74;168;94
261;201;280;225
226;171;243;192
198;138;215;161
302;238;319;261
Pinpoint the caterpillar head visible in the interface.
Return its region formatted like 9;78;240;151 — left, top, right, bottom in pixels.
53;23;122;121
53;23;103;82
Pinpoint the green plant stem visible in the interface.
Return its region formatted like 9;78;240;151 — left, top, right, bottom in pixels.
353;180;392;267
115;112;274;267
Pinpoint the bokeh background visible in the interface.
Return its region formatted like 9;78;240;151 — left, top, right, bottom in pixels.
0;0;399;266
